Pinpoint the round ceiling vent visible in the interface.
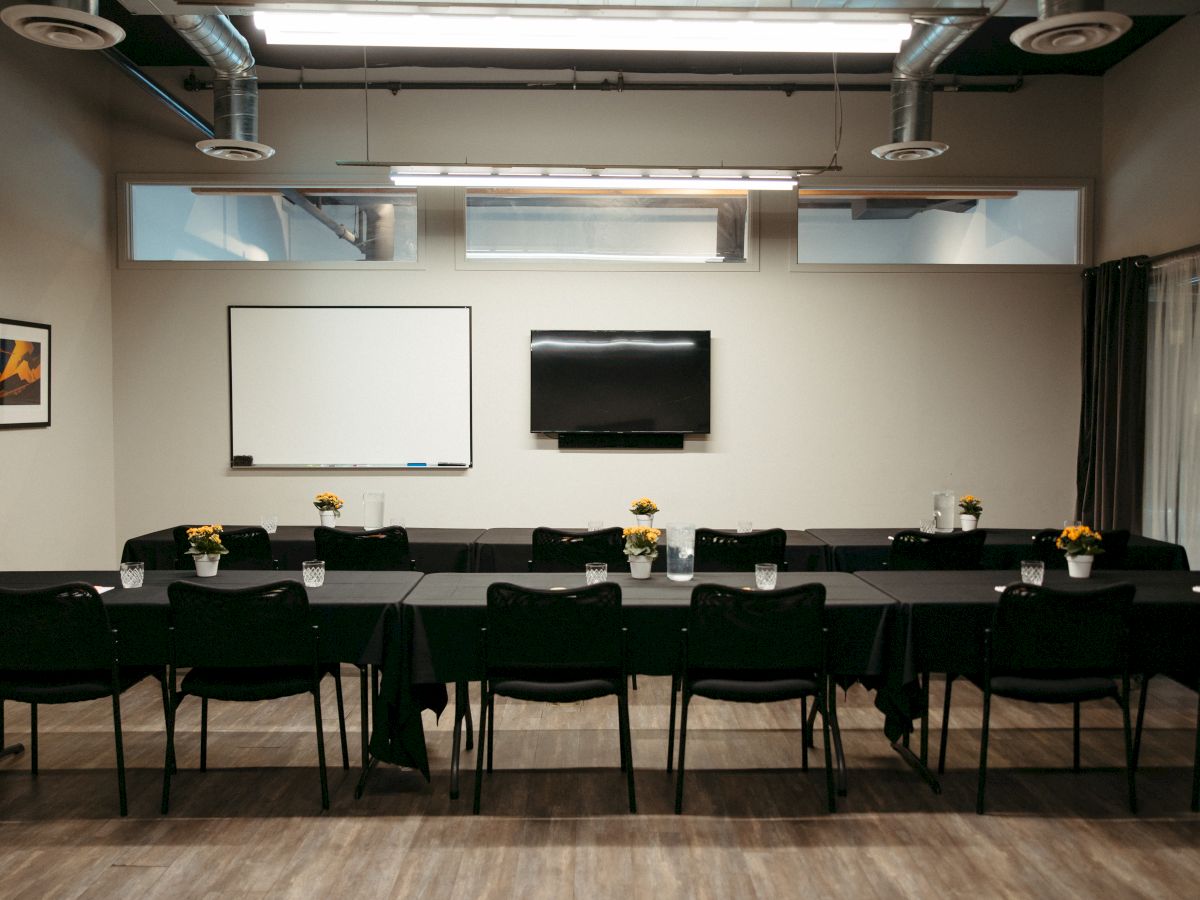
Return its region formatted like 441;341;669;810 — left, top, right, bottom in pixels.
1010;11;1132;54
871;140;948;162
196;139;277;162
1;4;124;50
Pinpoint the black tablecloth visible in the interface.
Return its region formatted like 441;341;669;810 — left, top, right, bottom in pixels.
472;528;829;573
121;526;484;573
808;527;1191;573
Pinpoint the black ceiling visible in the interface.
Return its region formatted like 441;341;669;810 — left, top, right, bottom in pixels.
101;5;1181;79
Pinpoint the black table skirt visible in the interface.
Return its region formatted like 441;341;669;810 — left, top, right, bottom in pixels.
472;528;829;574
121;526;484;574
808;527;1191;573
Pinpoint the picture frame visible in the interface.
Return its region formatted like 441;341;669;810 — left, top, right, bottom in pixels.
0;317;50;429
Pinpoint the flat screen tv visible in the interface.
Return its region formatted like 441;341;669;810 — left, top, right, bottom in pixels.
531;330;711;434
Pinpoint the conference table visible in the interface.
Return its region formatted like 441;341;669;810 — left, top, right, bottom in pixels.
0;569;426;773
121;526;485;573
402;571;904;798
808;527;1191;572
857;568;1200;769
472;528;829;573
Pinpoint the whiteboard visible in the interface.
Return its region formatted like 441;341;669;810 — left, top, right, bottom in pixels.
228;306;471;468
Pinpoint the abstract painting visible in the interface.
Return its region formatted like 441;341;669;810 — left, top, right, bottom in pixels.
0;318;50;428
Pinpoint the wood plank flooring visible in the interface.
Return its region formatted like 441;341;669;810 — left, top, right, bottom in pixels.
2;669;1199;899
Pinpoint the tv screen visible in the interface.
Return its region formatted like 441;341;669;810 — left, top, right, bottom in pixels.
530;330;711;434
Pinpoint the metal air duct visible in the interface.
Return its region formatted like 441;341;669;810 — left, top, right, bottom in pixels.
872;14;987;162
167;14;275;161
1;0;123;50
1010;1;1131;54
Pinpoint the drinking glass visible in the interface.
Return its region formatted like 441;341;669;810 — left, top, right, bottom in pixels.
585;562;608;584
302;559;326;588
737;520;754;534
119;561;144;589
587;520;604;532
755;563;777;591
1020;559;1045;586
666;524;695;583
260;515;278;534
364;492;385;530
919;516;937;534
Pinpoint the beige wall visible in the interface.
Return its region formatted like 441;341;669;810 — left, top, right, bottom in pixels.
106;74;1096;540
0;31;116;568
1099;14;1200;260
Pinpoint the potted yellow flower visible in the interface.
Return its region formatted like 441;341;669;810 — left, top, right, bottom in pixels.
314;491;344;527
185;524;228;577
630;497;659;527
959;495;983;531
1056;525;1104;578
623;526;661;580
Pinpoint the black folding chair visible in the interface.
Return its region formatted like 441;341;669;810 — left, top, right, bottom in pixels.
171;524;278;570
887;529;987;571
672;582;836;814
0;583;166;816
314;525;416;571
162;580;348;813
528;526;627;572
694;528;788;572
937;581;1138;814
474;581;635;815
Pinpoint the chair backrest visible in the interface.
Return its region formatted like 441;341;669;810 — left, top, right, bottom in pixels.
685;582;826;671
314;525;414;570
990;582;1136;674
0;583;113;671
887;529;988;571
484;581;623;671
167;579;315;668
171;524;274;569
694;528;787;572
1030;527;1131;570
530;526;627;572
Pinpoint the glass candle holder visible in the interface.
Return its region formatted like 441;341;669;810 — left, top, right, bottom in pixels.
119;561;144;589
260;515;278;534
1020;559;1045;586
302;559;326;588
755;563;778;591
585;562;608;584
737;520;754;533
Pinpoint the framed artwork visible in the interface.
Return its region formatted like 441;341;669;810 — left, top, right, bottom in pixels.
0;317;50;429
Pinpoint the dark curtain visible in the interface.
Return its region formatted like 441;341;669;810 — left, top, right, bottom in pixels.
1076;256;1149;531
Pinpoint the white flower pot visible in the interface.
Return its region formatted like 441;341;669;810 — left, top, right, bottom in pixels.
319;510;336;527
960;515;978;532
1066;554;1094;579
635;514;654;528
628;555;655;579
193;554;220;578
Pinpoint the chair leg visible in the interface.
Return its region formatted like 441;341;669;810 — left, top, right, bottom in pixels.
801;696;809;772
111;691;128;817
1073;701;1082;773
667;674;678;772
462;682;474;752
805;702;818;749
158;675;176;774
631;674;638;691
473;685;490;815
359;666;370;772
1192;689;1200;813
200;697;208;772
618;689;637;813
312;689;330;811
161;693;178;815
920;671;930;766
1133;676;1150;770
486;692;495;774
332;667;349;770
30;702;37;776
822;681;836;813
1120;676;1137;815
674;690;692;815
976;689;993;815
938;676;954;775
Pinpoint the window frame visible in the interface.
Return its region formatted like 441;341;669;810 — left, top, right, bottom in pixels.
788;176;1092;274
453;186;761;272
117;174;426;270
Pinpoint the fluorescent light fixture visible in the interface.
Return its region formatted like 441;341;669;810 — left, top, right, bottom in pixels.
387;165;803;191
254;11;912;54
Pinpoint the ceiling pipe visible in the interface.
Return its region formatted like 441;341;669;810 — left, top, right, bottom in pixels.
166;14;275;161
102;48;214;139
872;13;988;161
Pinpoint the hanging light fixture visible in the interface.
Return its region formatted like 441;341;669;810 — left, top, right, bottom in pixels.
366;164;826;191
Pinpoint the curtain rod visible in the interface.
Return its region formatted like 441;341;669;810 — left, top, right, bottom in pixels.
1148;241;1200;265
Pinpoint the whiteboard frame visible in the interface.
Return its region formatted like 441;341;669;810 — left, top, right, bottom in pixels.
227;305;473;470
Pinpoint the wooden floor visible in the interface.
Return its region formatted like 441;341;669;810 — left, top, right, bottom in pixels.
2;670;1199;899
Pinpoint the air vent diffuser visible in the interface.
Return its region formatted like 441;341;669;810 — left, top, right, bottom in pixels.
1010;10;1131;54
196;138;276;162
1;2;124;50
871;140;948;162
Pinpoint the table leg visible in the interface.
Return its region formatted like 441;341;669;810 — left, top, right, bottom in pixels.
920;671;930;766
828;686;848;796
1;701;26;759
891;740;942;795
449;680;471;800
353;665;376;800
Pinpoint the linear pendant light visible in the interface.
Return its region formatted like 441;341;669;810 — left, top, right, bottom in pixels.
253;11;912;54
380;165;811;191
